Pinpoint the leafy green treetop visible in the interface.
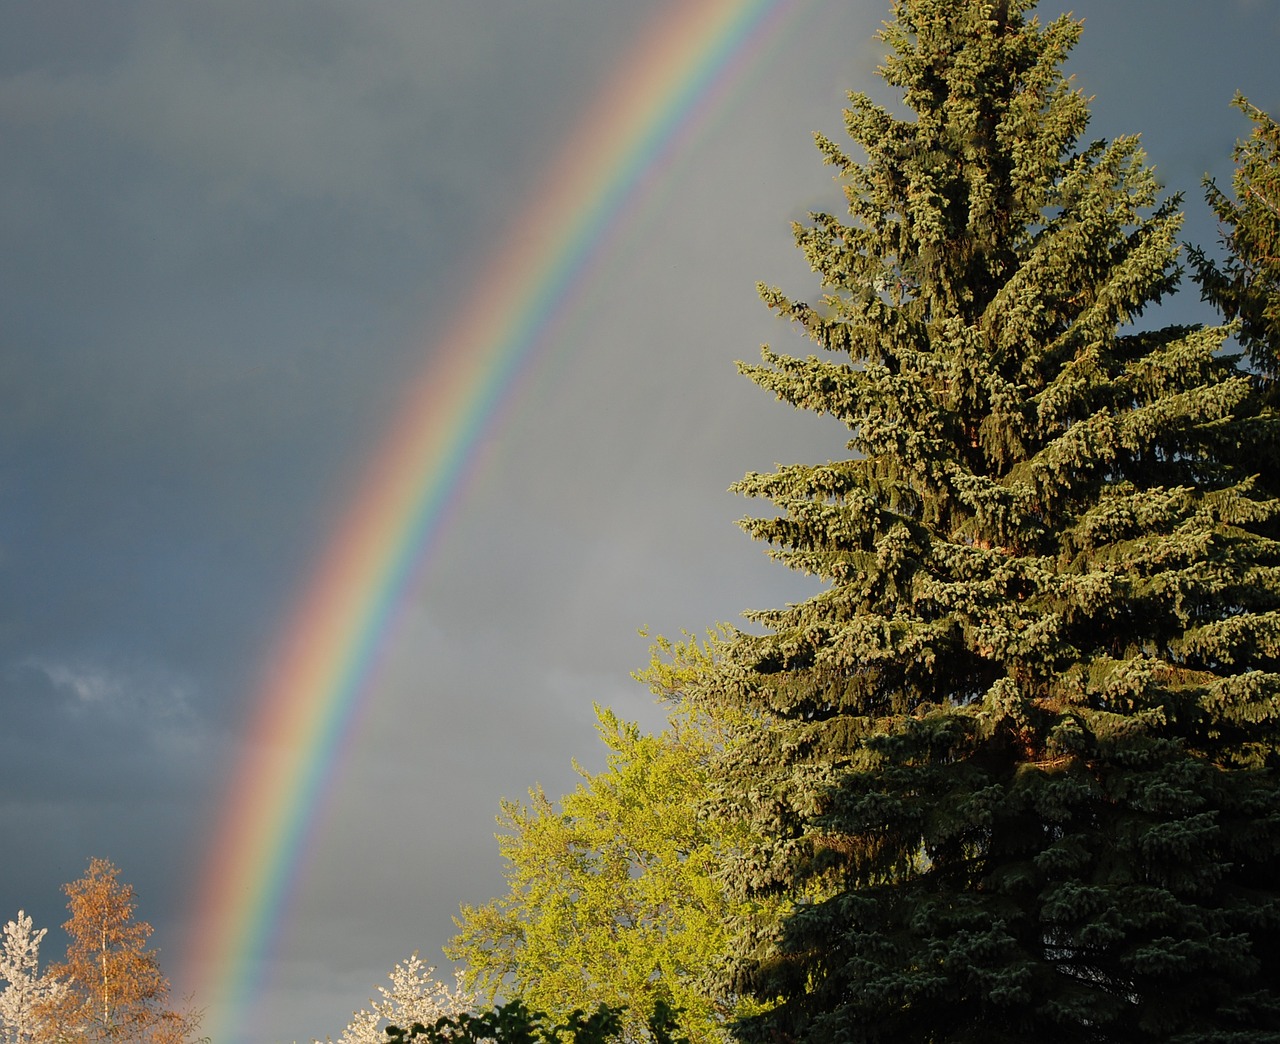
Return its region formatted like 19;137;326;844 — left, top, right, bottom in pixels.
661;1;1280;1040
449;695;783;1044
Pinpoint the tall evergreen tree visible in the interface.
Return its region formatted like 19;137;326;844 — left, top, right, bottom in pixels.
669;2;1280;1040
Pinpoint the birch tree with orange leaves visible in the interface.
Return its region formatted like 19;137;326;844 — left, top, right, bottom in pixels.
37;858;201;1044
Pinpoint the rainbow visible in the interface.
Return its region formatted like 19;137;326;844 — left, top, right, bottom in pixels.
186;0;803;1039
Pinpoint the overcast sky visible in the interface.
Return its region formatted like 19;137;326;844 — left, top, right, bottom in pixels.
2;2;1278;1041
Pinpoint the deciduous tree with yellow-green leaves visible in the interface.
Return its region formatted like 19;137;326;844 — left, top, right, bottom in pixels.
449;685;781;1044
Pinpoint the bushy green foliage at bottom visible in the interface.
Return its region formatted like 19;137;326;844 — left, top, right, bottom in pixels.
387;998;689;1044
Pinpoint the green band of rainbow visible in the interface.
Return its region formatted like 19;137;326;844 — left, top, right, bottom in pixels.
185;2;801;1039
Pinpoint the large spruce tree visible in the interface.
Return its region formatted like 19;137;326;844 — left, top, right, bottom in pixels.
676;1;1280;1040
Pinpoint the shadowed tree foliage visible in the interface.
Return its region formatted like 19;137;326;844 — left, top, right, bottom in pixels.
387;1000;623;1044
386;992;701;1044
654;1;1280;1040
386;997;691;1044
1190;95;1280;379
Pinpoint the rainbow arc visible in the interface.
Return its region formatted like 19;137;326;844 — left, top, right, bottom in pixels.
185;2;802;1040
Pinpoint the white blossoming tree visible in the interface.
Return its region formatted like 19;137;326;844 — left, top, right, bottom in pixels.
320;954;475;1044
0;910;64;1044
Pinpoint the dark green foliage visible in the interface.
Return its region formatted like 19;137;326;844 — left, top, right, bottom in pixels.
385;999;690;1044
1190;96;1280;378
384;1000;622;1044
664;1;1280;1040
